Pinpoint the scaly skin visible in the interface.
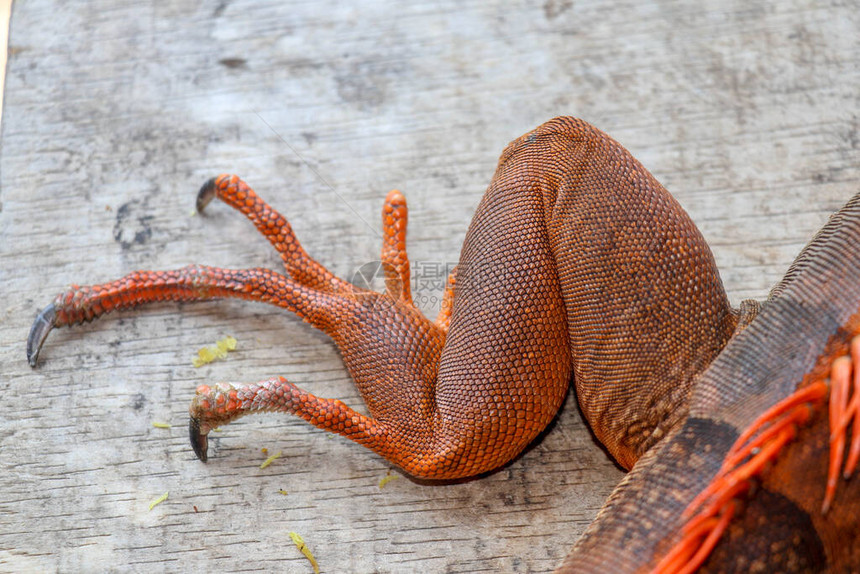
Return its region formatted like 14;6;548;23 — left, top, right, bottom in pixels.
561;191;860;573
28;118;859;571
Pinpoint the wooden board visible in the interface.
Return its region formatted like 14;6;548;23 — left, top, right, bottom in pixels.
1;1;857;572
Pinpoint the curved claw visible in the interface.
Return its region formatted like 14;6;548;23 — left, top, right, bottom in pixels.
27;303;57;367
196;177;219;214
189;416;209;462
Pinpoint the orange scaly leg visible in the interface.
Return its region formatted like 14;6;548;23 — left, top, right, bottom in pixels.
25;259;405;465
28;175;352;366
29;177;469;476
380;189;413;304
188;377;386;462
377;188;457;327
198;175;350;294
27;265;346;366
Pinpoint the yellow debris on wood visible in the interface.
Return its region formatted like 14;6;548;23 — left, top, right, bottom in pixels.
151;421;171;429
260;450;283;469
289;531;320;574
192;335;238;367
218;336;237;352
378;473;399;488
148;492;169;511
192;347;216;367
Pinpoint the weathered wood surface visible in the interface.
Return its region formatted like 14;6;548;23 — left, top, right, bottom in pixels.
1;1;857;572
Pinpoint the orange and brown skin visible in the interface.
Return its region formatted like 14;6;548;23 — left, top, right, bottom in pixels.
560;194;860;573
27;117;858;571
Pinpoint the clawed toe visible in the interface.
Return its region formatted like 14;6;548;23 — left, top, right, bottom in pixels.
196;176;220;214
27;303;57;367
189;416;209;462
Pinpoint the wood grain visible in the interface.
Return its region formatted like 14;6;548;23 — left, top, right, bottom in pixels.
1;1;857;572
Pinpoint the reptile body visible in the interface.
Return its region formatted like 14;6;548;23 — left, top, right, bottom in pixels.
28;117;859;571
564;192;860;572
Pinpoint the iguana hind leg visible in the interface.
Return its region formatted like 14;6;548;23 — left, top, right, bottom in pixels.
28;177;494;478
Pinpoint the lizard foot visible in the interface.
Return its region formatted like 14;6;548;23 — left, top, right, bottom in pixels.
652;382;827;574
654;335;860;574
655;334;860;573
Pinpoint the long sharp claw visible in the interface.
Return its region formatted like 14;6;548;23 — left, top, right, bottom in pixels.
189;416;209;462
27;303;57;367
196;177;219;213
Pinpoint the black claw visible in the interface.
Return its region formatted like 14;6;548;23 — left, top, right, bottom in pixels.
196;177;218;214
189;417;209;462
27;303;57;367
